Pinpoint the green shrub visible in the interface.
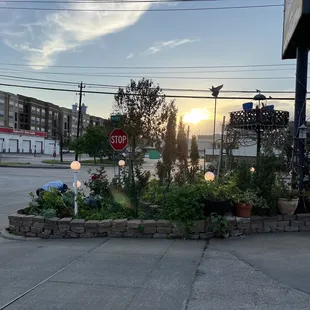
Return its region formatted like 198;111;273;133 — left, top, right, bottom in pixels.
159;185;204;230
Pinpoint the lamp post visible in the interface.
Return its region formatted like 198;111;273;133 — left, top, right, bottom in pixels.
298;124;308;191
118;159;125;181
70;160;81;215
210;84;223;157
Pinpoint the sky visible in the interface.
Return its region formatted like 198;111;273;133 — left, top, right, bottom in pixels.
0;0;304;135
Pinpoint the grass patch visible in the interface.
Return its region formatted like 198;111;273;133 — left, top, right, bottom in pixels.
42;159;114;165
0;162;31;166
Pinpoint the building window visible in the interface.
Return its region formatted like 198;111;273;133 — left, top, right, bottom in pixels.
32;106;36;112
31;126;35;130
36;108;40;113
41;128;45;132
49;111;52;116
31;116;35;122
36;117;40;124
19;104;23;111
42;119;45;124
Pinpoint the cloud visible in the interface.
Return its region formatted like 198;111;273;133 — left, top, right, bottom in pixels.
145;38;200;55
126;52;134;59
2;1;151;69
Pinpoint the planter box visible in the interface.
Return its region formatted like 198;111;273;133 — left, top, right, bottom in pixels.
203;200;232;216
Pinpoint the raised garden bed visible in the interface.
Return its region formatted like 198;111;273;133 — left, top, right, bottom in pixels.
7;210;310;239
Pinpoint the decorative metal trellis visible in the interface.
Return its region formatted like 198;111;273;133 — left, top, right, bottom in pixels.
229;97;290;157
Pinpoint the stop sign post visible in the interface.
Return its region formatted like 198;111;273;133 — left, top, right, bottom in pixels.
110;128;128;151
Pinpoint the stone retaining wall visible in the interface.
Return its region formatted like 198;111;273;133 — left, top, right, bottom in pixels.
7;213;310;239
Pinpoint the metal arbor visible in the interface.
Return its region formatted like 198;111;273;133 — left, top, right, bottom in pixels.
229;93;290;157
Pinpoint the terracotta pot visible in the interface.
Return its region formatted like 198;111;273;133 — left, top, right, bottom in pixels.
235;203;252;218
277;198;299;215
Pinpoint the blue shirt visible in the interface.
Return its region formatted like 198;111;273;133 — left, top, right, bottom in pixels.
42;180;64;191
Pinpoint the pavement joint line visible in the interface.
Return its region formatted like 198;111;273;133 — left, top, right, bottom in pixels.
0;238;110;310
48;279;142;290
183;241;209;310
226;249;310;297
124;239;176;310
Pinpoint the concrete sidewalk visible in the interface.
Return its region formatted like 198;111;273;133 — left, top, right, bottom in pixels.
0;238;205;310
187;233;310;310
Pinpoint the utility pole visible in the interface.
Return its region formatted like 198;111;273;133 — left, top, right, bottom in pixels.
75;82;85;161
293;47;308;191
210;85;223;157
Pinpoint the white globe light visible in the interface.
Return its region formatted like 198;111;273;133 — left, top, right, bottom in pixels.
73;180;81;188
70;161;81;171
204;172;215;181
250;167;255;173
118;160;125;167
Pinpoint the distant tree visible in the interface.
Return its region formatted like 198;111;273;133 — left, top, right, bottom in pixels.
190;135;200;169
70;125;111;164
157;103;177;186
114;78;172;153
175;117;189;185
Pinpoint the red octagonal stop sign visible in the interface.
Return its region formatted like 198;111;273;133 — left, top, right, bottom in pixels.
109;128;128;151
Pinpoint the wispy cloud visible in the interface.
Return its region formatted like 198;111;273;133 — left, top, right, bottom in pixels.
126;52;134;59
2;1;151;69
145;39;200;55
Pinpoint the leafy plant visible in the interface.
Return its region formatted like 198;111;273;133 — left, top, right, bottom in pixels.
272;177;299;201
208;213;229;238
159;185;204;231
141;179;166;205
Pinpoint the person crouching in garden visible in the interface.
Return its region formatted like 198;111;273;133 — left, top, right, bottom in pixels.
36;180;68;197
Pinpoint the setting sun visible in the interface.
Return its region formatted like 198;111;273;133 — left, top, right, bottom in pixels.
183;108;210;125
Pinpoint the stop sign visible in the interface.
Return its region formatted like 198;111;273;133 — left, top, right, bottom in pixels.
110;128;128;151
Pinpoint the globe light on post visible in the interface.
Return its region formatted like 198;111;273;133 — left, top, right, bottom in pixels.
70;160;81;215
250;167;255;173
204;171;215;182
118;160;125;167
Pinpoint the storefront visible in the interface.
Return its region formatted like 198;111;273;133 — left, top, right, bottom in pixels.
0;127;47;154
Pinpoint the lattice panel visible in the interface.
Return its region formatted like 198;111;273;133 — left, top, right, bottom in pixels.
229;109;289;130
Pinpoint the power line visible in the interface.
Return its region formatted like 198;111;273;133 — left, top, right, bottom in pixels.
0;4;283;12
0;0;248;3
28;73;298;80
0;73;302;94
0;62;300;70
0;81;304;101
0;66;300;76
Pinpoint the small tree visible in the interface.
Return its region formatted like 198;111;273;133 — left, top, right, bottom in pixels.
175;117;189;185
157;103;177;186
114;78;173;213
190;135;200;169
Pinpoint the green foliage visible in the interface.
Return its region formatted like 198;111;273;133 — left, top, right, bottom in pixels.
114;78;172;148
158;185;204;229
190;135;200;168
208;213;229;238
234;161;253;192
85;167;111;197
70;126;111;162
26;189;78;218
176;117;188;165
272;177;299;200
159;103;177;186
141;179;166;205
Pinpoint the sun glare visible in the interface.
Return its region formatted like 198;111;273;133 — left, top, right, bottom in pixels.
183;108;209;125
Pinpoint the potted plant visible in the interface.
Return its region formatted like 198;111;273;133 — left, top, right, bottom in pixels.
234;189;257;218
201;182;234;216
273;179;299;215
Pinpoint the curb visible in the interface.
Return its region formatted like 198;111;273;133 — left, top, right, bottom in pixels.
0;229;39;241
0;165;69;169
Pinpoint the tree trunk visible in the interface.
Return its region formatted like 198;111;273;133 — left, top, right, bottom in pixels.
60;135;63;162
